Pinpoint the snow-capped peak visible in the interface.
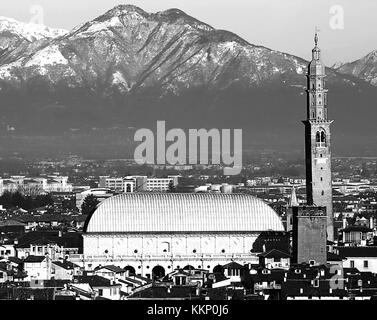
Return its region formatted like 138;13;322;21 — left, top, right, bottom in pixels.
0;16;68;42
331;61;344;69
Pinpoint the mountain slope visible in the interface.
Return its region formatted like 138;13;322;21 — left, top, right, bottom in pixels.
336;50;377;86
0;16;67;65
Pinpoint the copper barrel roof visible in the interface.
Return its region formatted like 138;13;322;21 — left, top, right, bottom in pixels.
85;193;284;233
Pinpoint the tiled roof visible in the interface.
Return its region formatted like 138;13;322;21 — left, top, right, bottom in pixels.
222;261;244;269
336;246;377;258
24;255;46;263
258;249;291;258
95;265;124;273
14;231;82;249
75;275;120;288
327;251;345;261
342;225;372;233
52;260;80;270
0;219;26;227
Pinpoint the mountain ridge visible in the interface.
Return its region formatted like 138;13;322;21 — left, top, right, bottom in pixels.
0;4;376;157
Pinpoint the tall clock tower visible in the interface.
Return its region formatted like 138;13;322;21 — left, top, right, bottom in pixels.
303;32;334;241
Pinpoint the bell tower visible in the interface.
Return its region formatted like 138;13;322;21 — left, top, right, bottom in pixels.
303;31;334;241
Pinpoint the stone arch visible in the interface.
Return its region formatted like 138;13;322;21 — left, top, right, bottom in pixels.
124;265;136;275
183;265;195;270
152;265;165;280
213;265;224;274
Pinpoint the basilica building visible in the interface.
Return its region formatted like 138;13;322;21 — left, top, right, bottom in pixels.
77;193;284;278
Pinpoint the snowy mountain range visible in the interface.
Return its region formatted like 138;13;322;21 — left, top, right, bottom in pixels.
0;5;357;92
0;4;376;157
336;50;377;86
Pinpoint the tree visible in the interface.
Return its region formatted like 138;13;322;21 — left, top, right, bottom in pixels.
168;181;176;193
81;194;100;215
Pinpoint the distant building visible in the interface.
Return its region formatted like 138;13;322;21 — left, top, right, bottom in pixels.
0;175;72;195
99;177;125;192
98;175;179;193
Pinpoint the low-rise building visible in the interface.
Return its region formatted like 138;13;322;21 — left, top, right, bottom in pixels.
336;247;377;274
258;249;291;270
51;260;82;280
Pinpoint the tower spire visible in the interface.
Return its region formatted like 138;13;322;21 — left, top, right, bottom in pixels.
289;186;299;207
314;26;320;46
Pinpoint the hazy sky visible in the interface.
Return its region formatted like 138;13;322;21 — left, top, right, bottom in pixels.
1;0;376;65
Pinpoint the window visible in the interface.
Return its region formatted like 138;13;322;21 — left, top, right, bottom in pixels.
350;261;355;268
313;279;319;287
364;260;369;268
98;289;103;296
320;131;326;143
320;177;323;181
161;242;170;253
316;132;320;143
321;190;324;196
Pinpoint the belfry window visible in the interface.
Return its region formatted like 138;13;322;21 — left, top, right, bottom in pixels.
321;131;326;143
316;132;320;143
316;130;326;147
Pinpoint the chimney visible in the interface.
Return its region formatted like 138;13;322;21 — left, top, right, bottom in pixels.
14;238;18;245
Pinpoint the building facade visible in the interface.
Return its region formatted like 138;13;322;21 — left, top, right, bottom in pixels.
78;193;284;278
98;176;179;193
0;175;72;195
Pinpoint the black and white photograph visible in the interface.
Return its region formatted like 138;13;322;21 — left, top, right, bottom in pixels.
0;0;377;310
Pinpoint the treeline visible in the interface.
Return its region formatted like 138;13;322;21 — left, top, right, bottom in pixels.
0;191;54;210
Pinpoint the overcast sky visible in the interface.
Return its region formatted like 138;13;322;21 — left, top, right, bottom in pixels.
1;0;376;65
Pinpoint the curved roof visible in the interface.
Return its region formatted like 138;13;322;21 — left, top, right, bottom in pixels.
85;193;284;233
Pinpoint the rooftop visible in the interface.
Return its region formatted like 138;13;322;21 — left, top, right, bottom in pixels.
85;193;284;233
